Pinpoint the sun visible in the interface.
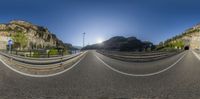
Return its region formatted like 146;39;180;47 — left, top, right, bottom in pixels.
96;38;104;43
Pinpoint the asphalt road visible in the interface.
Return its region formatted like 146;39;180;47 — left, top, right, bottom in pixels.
0;50;200;99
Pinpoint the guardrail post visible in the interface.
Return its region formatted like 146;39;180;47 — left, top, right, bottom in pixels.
48;52;50;58
10;57;13;64
60;57;63;69
62;49;64;56
30;50;32;57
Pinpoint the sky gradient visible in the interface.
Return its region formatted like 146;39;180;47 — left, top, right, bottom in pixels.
1;0;200;46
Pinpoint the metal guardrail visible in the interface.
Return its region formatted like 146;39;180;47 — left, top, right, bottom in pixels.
98;50;178;56
0;51;86;75
97;50;184;62
0;51;84;65
0;50;77;60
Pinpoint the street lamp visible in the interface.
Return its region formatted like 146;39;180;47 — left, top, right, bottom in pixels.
83;32;86;47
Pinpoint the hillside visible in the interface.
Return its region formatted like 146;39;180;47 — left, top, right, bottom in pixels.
82;36;155;51
0;20;65;50
158;24;200;50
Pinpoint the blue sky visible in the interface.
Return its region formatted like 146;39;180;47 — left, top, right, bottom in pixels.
1;0;200;46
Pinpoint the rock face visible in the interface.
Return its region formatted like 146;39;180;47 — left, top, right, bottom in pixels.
164;24;200;50
0;20;64;50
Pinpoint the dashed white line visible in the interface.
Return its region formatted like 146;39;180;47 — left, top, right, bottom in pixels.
0;52;87;78
95;52;186;77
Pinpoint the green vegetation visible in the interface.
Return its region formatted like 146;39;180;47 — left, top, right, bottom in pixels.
63;49;70;55
31;48;70;58
11;31;28;50
48;48;70;56
171;41;184;48
48;48;59;55
156;40;184;51
183;28;200;35
32;51;40;58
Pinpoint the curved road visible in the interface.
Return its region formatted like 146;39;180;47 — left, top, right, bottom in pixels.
0;50;200;99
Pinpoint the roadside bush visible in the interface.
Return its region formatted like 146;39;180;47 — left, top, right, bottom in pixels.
32;51;40;58
48;48;58;55
63;50;70;55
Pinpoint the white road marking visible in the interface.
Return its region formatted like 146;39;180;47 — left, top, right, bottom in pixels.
192;51;200;61
0;52;87;78
95;52;186;77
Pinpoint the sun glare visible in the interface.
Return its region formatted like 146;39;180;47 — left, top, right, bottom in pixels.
97;38;103;43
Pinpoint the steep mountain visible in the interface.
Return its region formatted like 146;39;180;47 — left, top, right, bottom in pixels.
0;20;65;50
82;36;155;51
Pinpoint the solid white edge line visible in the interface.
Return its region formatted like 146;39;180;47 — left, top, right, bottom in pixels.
95;52;186;77
0;52;87;78
192;50;200;61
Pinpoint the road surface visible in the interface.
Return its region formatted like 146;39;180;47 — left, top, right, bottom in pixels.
0;50;200;99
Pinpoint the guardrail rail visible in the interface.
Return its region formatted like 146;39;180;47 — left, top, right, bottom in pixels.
0;51;86;75
97;50;184;62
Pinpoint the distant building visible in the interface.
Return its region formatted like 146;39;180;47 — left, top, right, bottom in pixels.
0;32;10;50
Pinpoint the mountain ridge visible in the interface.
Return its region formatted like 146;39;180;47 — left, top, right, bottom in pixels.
82;36;155;51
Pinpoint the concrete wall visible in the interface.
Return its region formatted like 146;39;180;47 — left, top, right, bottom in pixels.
0;36;10;50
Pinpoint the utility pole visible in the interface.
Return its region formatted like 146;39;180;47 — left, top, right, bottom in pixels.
83;32;86;47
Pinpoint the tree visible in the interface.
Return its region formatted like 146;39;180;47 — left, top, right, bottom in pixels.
11;31;28;50
175;41;184;49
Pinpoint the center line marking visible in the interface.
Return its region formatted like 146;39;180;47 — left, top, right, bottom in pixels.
95;52;186;77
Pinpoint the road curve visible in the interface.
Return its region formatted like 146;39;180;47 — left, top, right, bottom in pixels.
0;50;200;99
95;50;187;76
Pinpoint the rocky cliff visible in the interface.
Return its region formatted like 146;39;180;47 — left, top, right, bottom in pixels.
0;20;64;49
162;24;200;49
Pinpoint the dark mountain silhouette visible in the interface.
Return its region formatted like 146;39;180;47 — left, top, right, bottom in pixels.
82;36;155;51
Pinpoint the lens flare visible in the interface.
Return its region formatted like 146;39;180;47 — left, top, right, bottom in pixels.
96;38;103;43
